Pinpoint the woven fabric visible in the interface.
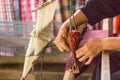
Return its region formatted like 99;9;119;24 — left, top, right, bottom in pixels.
54;1;62;22
0;0;16;21
20;0;40;22
0;0;16;56
0;46;15;56
0;0;15;34
54;0;70;22
54;0;82;22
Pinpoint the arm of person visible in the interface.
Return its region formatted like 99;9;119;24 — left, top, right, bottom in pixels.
102;37;120;51
54;10;88;52
54;0;120;52
75;0;120;65
76;37;120;65
59;10;88;33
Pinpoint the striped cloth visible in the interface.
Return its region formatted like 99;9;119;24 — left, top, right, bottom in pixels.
54;0;70;22
0;0;16;56
0;46;16;56
0;0;16;21
54;0;82;23
20;0;44;37
20;0;42;22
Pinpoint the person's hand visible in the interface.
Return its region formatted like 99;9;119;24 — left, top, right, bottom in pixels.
76;38;103;65
54;23;70;52
54;10;88;52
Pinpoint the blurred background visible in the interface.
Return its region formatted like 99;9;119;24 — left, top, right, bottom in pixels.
0;0;119;80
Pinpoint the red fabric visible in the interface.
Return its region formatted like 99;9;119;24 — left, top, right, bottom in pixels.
67;30;81;73
69;30;81;58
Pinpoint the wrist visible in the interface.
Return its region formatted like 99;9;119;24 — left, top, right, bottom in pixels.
60;21;70;33
101;38;120;50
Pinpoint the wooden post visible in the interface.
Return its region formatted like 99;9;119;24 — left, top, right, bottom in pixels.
101;51;110;80
63;71;75;80
101;18;113;80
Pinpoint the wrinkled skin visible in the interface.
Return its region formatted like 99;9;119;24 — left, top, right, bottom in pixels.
54;23;70;52
54;10;103;65
54;10;88;52
76;38;103;65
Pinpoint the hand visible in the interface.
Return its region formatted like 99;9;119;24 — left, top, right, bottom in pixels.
54;23;70;52
76;38;103;65
54;10;88;52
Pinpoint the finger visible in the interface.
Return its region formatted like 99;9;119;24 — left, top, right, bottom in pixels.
79;55;88;62
56;45;64;52
76;47;84;53
59;40;70;51
76;44;87;53
54;38;66;52
76;48;85;58
85;57;94;65
61;41;70;51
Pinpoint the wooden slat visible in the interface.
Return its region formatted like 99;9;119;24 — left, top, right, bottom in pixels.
0;53;69;64
101;51;110;80
101;18;111;80
0;36;28;47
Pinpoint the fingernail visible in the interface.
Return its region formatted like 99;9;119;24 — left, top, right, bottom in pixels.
85;63;88;65
76;51;78;54
60;49;64;52
79;59;82;62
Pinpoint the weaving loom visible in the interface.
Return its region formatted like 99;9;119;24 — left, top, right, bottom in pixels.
20;0;57;80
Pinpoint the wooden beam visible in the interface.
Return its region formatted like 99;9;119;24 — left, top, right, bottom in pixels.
0;36;28;47
0;53;69;64
101;18;111;80
101;51;110;80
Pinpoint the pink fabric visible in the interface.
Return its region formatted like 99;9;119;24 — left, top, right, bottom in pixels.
79;30;108;46
0;0;16;21
68;30;81;73
20;0;41;22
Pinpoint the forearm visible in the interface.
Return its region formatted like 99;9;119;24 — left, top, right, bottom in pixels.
60;10;88;32
102;37;120;51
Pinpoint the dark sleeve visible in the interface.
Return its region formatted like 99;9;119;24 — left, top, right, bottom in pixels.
81;0;120;25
